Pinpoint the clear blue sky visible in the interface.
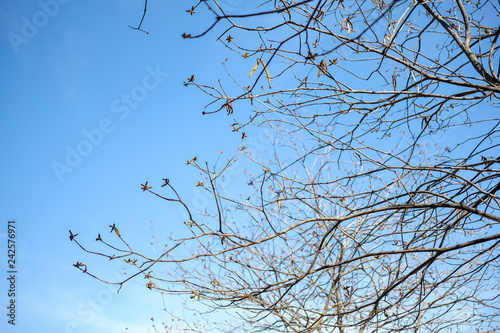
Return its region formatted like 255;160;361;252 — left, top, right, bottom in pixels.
1;1;498;333
0;1;252;332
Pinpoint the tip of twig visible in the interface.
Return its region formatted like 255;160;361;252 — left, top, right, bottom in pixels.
128;25;149;34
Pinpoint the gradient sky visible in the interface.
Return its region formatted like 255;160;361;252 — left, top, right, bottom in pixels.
1;1;498;333
0;1;255;332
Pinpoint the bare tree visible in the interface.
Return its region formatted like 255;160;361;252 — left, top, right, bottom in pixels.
72;0;500;332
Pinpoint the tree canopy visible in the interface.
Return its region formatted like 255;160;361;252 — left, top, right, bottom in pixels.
72;1;500;332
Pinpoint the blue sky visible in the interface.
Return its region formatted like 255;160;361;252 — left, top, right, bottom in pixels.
0;1;254;332
1;1;499;332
